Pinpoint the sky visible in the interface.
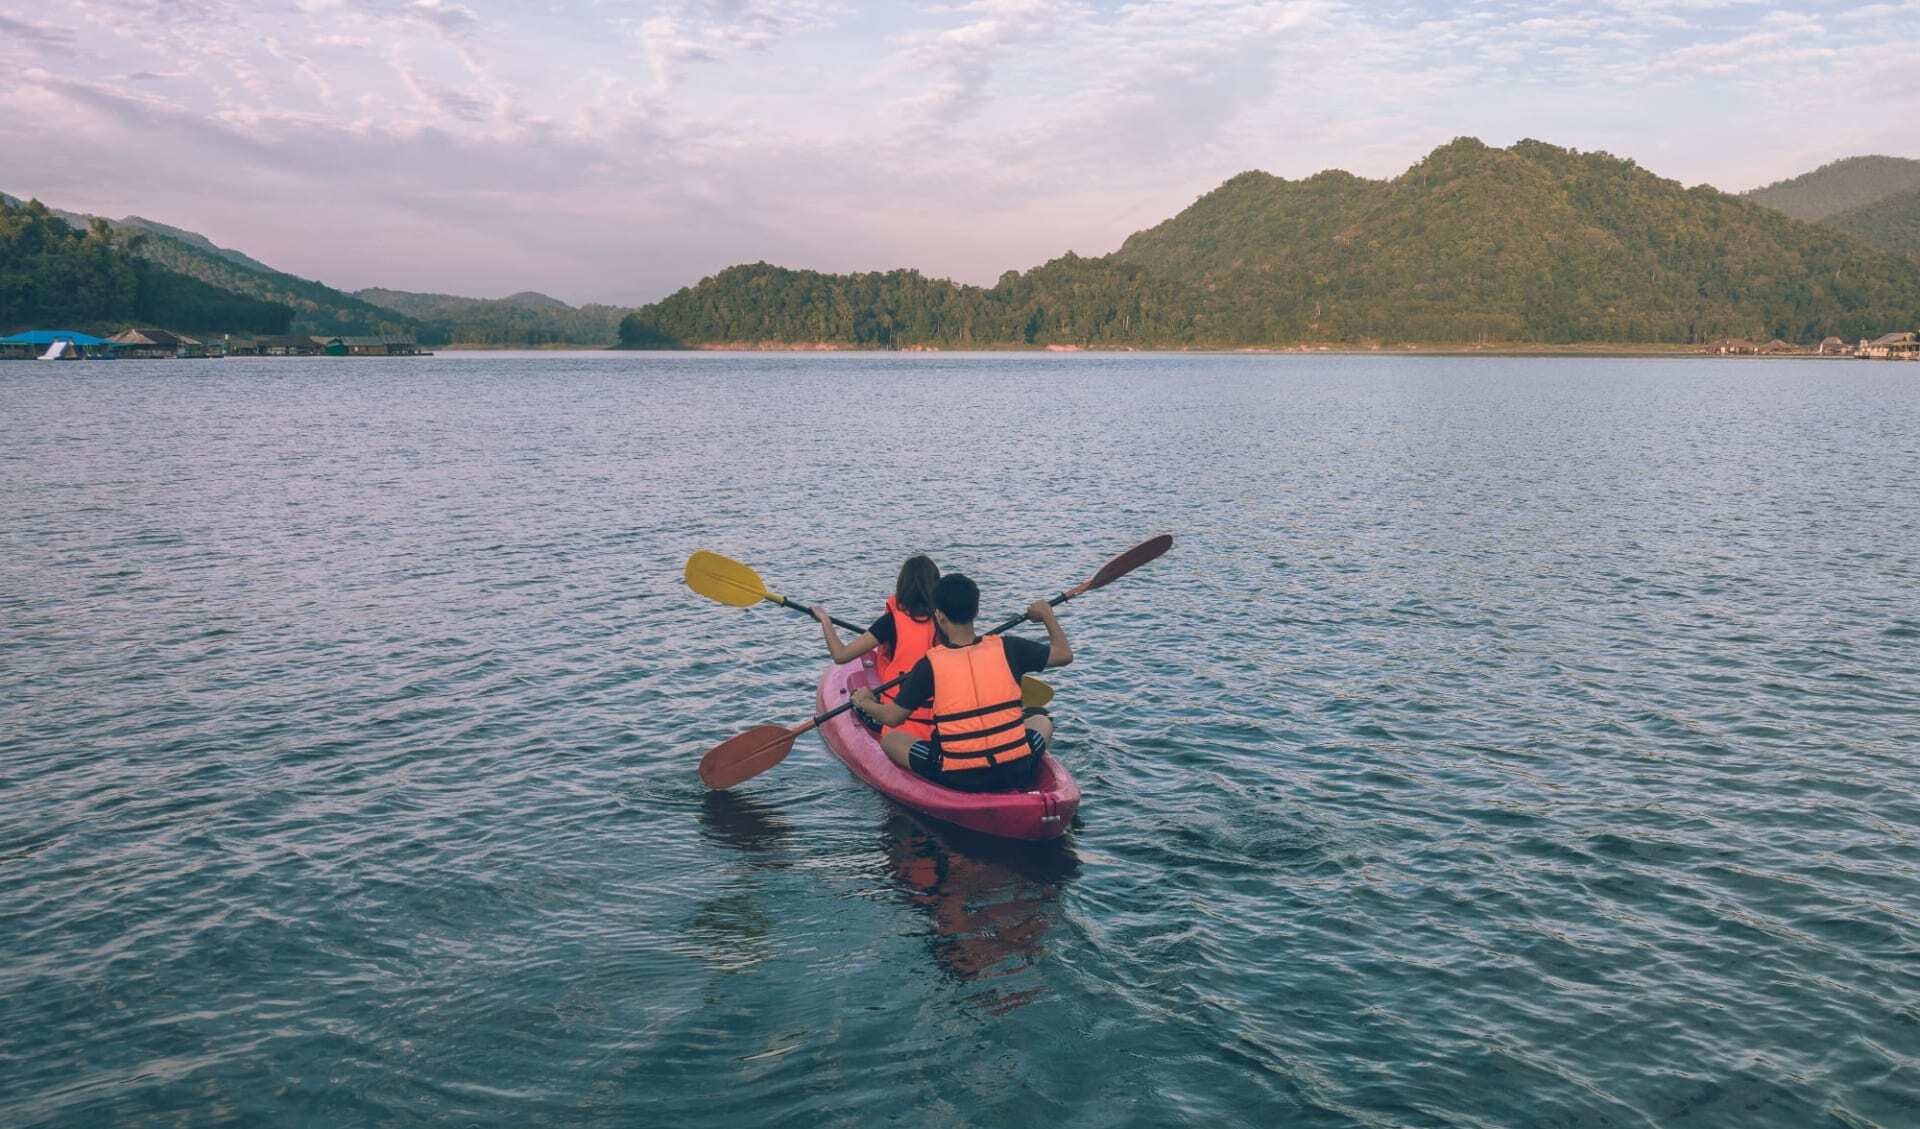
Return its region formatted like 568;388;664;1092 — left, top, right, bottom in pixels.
3;1;1914;305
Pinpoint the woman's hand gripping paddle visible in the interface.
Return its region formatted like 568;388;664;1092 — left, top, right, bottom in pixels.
697;534;1171;790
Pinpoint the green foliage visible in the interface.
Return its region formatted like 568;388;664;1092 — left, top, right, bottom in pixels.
356;288;627;347
1822;187;1920;259
1745;156;1920;221
124;230;413;336
0;198;290;333
624;139;1920;349
619;258;1200;349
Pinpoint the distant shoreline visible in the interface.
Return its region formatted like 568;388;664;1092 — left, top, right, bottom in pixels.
434;342;615;351
607;341;1870;359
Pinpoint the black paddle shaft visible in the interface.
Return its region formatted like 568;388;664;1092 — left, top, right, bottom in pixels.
985;592;1070;638
774;596;869;635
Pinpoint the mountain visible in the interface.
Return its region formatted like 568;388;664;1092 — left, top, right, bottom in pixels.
501;291;569;310
622;138;1920;349
355;287;629;346
114;216;278;275
119;229;415;337
1;197;293;334
2;190;416;337
1745;156;1920;221
1819;187;1920;259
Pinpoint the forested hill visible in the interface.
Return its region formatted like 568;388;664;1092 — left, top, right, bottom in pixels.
1822;188;1920;259
114;227;415;337
355;288;628;346
1;198;293;334
2;191;413;336
621;139;1920;349
1745;156;1920;221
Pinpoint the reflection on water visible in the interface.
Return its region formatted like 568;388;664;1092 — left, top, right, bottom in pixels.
693;790;1080;1012
877;812;1080;1014
697;790;796;859
682;792;797;974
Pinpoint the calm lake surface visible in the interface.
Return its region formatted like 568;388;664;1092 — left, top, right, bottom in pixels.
3;352;1917;1127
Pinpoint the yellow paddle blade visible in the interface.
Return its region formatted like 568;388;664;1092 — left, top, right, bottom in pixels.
1021;676;1054;711
685;551;772;609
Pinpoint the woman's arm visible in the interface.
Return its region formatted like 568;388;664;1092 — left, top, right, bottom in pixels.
815;608;881;665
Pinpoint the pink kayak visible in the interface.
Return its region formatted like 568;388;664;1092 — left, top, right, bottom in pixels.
815;657;1080;841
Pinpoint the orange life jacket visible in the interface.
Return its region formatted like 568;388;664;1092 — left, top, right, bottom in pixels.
927;636;1031;773
876;595;936;741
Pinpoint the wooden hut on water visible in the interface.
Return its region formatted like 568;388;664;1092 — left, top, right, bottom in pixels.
107;328;205;358
259;334;322;356
1859;332;1919;360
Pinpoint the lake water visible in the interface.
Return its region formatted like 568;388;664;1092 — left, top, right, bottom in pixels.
3;352;1917;1127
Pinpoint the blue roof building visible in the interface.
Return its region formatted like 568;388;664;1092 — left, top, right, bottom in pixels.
0;330;113;346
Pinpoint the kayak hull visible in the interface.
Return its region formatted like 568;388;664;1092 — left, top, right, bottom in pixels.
815;659;1079;841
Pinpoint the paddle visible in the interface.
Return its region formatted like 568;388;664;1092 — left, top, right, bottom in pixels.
698;533;1173;790
685;550;869;634
699;674;1055;790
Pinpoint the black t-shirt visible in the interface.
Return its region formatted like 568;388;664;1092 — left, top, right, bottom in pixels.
867;609;938;652
891;635;1050;715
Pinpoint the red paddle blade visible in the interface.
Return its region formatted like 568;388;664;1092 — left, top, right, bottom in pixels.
699;725;799;790
1087;533;1173;592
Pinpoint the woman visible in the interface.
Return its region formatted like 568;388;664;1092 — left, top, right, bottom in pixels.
814;555;940;742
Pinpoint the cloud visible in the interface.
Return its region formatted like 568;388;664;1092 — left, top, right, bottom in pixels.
629;0;845;88
0;12;71;43
402;0;479;35
2;0;1913;303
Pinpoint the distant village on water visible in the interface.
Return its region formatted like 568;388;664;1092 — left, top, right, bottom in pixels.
0;329;427;361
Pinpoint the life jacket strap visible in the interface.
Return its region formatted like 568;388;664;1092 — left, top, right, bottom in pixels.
939;733;1036;773
932;697;1023;724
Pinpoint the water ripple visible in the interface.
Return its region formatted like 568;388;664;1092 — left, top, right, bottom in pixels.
3;353;1918;1127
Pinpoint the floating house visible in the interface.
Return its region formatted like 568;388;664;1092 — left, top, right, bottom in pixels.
259;334;322;356
1819;336;1847;355
1759;338;1798;354
1858;332;1919;360
108;328;206;358
1711;338;1758;355
0;329;114;360
331;335;423;356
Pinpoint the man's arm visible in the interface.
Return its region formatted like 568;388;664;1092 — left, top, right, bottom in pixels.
852;658;931;726
851;687;910;726
1028;601;1073;668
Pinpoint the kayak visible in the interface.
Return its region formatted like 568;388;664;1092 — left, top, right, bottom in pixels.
815;657;1080;841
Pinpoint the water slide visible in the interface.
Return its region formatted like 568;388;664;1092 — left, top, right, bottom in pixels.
38;339;71;360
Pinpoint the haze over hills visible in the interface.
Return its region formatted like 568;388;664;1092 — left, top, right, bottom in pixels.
1820;188;1920;259
354;288;627;347
1744;157;1920;221
621;139;1920;350
1743;156;1920;261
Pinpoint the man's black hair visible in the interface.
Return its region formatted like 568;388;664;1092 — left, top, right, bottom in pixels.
933;574;979;624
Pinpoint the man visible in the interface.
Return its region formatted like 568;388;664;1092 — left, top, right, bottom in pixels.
851;573;1072;793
